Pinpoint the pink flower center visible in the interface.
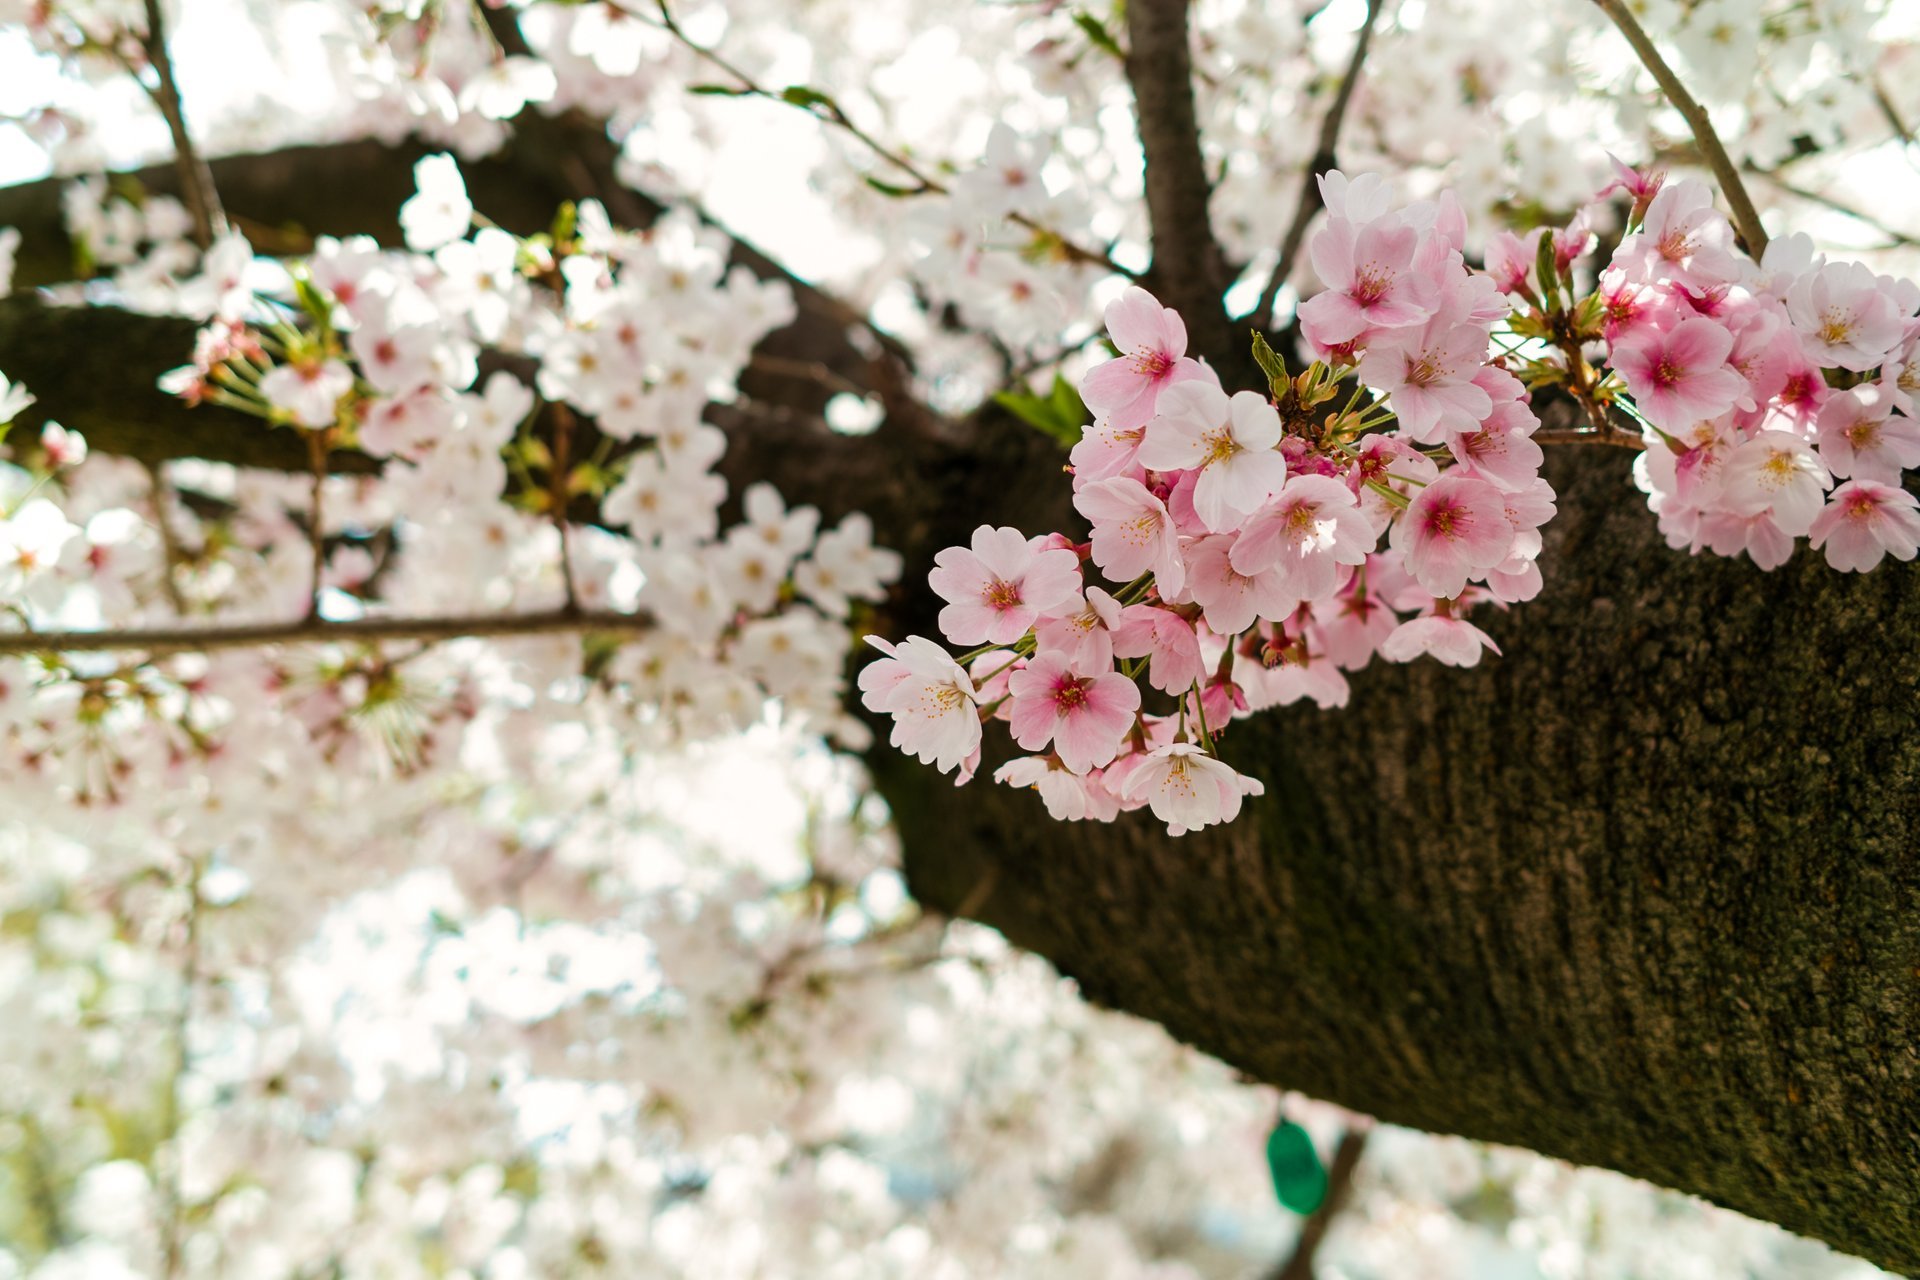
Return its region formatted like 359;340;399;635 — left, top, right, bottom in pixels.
1050;677;1090;712
983;579;1023;611
1845;420;1880;451
1651;357;1686;389
1658;228;1694;262
1846;492;1880;520
1422;500;1465;540
1781;371;1819;408
1132;350;1174;378
1352;265;1393;306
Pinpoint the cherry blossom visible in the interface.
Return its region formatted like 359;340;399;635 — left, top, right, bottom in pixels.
1609;318;1749;432
1073;476;1184;594
1229;473;1374;600
1117;744;1264;837
1809;481;1920;572
1136;384;1287;532
1077;286;1208;430
1005;652;1140;774
857;636;982;776
1387;473;1516;599
928;524;1082;646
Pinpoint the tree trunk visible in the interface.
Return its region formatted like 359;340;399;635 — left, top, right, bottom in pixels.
7;138;1920;1269
876;441;1920;1273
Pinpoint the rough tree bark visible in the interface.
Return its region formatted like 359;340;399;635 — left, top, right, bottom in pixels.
5;92;1920;1280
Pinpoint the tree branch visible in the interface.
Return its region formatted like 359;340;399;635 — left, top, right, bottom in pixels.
0;608;654;657
1271;1126;1371;1280
1124;0;1239;374
138;0;225;249
1252;0;1383;331
1589;0;1768;258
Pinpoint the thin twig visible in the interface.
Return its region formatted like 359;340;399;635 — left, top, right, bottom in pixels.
1269;1124;1371;1280
1746;165;1919;247
139;0;225;249
141;460;191;615
1872;77;1915;152
157;856;201;1280
1253;0;1384;330
749;353;874;400
0;608;656;657
549;402;580;612
1589;0;1766;258
649;0;1134;279
302;427;329;619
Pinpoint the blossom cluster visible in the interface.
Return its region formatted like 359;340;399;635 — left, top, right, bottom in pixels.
868;163;1920;837
1586;176;1920;571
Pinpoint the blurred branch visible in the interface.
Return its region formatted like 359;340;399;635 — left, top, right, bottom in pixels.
645;0;1134;279
1746;164;1919;248
1125;0;1238;372
1588;0;1767;258
0;608;656;658
138;0;225;249
1252;0;1384;331
1270;1125;1372;1280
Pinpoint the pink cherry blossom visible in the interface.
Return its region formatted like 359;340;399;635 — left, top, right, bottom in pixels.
1814;384;1920;483
1378;614;1501;667
1182;534;1299;636
928;525;1082;646
1624;179;1741;288
1723;430;1832;536
1069;418;1151;482
259;358;354;429
1078;286;1208;430
1117;743;1263;836
1357;317;1494;443
1228;474;1373;600
857;636;983;776
1313;578;1401;669
1608;317;1748;431
1111;605;1206;695
1073;476;1184;594
1809;479;1920;572
1386;472;1516;599
1299;217;1437;346
1484;227;1546;297
1696;509;1796;570
1785;261;1906;372
992;757;1122;822
1006;652;1141;774
1137;384;1287;532
1033;587;1125;671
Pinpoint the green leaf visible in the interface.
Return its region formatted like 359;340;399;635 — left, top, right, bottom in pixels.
1046;373;1088;436
780;85;838;113
1265;1120;1328;1215
1534;229;1562;312
1071;10;1124;57
992;374;1086;450
1250;330;1289;398
864;175;923;199
687;83;749;96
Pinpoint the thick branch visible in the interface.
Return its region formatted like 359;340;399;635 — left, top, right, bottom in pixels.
1252;0;1382;331
1124;0;1239;376
0;608;653;657
1590;0;1768;257
883;441;1920;1274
